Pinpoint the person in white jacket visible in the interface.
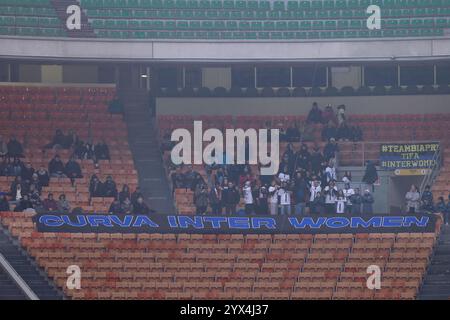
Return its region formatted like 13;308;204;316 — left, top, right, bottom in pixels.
242;181;254;215
278;182;292;215
268;180;279;215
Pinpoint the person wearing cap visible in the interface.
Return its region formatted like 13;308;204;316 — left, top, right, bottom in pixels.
362;189;375;214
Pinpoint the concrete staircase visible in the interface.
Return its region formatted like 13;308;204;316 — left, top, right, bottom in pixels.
51;0;96;38
120;88;176;214
0;226;64;300
0;268;27;300
418;224;450;300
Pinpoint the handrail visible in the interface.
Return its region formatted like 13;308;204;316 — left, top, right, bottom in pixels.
0;252;39;300
419;145;442;195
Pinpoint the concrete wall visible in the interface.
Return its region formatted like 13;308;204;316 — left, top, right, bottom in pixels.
156;95;450;115
331;66;362;89
18;64;41;82
62;65;98;83
41;65;63;83
202;67;231;89
1;37;450;62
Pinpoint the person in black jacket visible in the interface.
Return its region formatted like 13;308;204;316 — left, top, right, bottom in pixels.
7;136;23;158
65;157;82;186
14;194;33;212
209;183;222;214
222;182;240;215
306;102;323;124
36;166;50;187
95;140;110;160
103;176;118;198
0;195;10;211
89;175;104;198
21;162;34;183
108;199;123;215
132;196;151;215
48;155;66;178
44;129;66;151
118;185;131;204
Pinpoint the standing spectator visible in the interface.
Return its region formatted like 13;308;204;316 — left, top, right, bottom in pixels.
242;181;254;215
350;188;363;214
310;145;324;175
293;172;308;215
325;162;337;184
268;181;279;216
278;165;291;184
36;166;50;187
95;140;110;161
309;180;322;214
323;138;339;163
405;185;420;214
322;105;337;125
121;197;133;214
194;183;209;215
11;157;23;177
209;183;222;214
0;135;8;159
342;183;355;214
336;190;347;214
57;194;71;213
278;182;292;215
43;193;58;212
435;196;446;215
306;102;323;124
222;182;240;215
7;136;23;158
323;180;338;214
28;184;42;209
64;130;79;150
65;157;82;186
337;104;346;126
295;144;311;172
421;185;433;207
256;184;269;215
362;160;378;190
0;195;10;211
342;171;352;184
103;176;118;198
362;189;375;214
312;191;325;214
48;155;66;178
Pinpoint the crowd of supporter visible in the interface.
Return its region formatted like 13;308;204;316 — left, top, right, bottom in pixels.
106;185;153;215
406;184;450;225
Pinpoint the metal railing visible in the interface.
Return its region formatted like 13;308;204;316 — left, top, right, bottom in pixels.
0;252;39;300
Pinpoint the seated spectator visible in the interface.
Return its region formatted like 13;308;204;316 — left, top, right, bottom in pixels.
337;122;352;141
0;135;7;159
118;185;131;204
95;140;110;160
14;194;33;212
65;157;82;185
10;177;27;202
108;199;123;214
421;185;433;205
321;122;337;142
121;197;133;214
435;197;446;215
362;189;375;214
300;121;315;142
7;135;23;158
285;122;301;142
21;162;34;183
323;138;339;162
43;193;58;212
10;157;23;177
103;176;118;198
0;195;10;211
84;139;96;160
44;129;66;151
28;184;42;208
89;175;104;198
306;102;323;124
57;194;71;213
348;121;363;142
73;140;87;160
36;166;50;187
132;196;151;215
48;155;66;178
131;187;143;206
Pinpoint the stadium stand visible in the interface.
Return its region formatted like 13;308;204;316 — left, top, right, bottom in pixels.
0;84;139;213
0;211;442;300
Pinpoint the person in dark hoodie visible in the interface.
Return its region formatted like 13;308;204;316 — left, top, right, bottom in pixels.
44;129;66;151
21;162;34;183
132;196;151;215
36;166;50;187
222;181;240;215
103;176;118;198
362;160;378;191
95;140;110;161
89;175;104;198
7;135;23;158
108;199;123;215
350;188;363;214
65;157;82;186
306;102;323;124
48;155;66;178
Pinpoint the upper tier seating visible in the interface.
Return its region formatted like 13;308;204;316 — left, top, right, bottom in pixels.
80;0;450;40
0;85;139;213
0;211;441;300
0;0;66;37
